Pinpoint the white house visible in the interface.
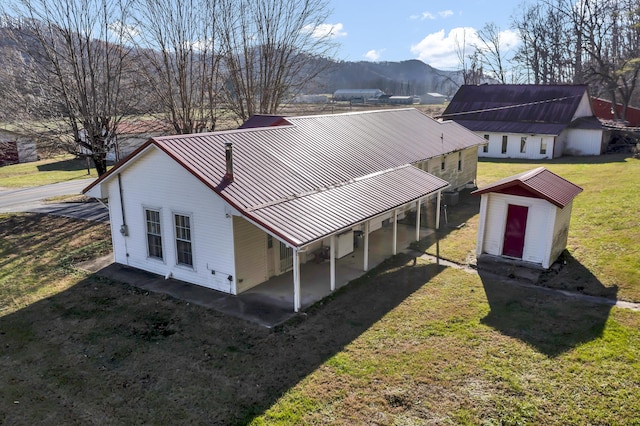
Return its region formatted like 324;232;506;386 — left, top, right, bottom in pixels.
84;108;485;311
441;84;605;159
473;167;583;269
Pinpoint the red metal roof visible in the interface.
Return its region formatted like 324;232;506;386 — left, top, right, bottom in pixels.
237;115;292;129
591;98;640;127
86;108;483;247
441;84;591;135
472;167;582;208
249;165;448;246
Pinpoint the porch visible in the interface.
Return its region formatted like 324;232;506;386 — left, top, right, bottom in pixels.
242;223;434;312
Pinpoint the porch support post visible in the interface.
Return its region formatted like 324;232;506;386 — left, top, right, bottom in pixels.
330;235;336;292
392;209;398;255
415;198;422;241
293;248;300;312
436;191;442;230
363;221;370;271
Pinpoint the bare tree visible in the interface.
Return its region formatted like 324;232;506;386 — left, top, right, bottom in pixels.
453;29;483;85
3;0;137;176
131;0;222;134
473;23;511;84
513;0;640;119
218;0;337;120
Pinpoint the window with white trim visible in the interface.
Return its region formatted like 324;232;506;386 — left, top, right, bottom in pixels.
520;136;527;153
501;135;508;154
540;139;547;154
483;134;489;153
174;214;193;266
145;209;163;260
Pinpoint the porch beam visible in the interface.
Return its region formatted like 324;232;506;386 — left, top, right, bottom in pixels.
330;235;336;292
363;221;370;271
293;249;300;312
392;209;398;255
415;198;422;241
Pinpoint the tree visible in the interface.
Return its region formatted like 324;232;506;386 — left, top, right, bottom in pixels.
2;0;138;176
513;0;640;119
474;23;512;84
131;0;222;134
218;0;337;120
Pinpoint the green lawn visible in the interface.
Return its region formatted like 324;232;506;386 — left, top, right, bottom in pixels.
0;155;639;424
0;155;100;188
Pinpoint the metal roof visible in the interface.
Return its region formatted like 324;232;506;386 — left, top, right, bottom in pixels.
86;108;482;247
249;165;448;246
237;115;292;129
472;167;583;208
441;84;590;135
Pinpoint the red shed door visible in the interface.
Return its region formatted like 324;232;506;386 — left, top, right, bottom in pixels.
502;204;528;258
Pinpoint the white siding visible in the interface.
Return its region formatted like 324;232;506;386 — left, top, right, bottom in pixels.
233;217;268;293
547;202;573;268
572;92;594;119
477;133;555;160
104;147;236;293
480;193;554;265
563;128;604;156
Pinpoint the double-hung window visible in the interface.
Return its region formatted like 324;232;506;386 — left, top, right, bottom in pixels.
501;135;508;154
145;209;163;260
174;214;193;267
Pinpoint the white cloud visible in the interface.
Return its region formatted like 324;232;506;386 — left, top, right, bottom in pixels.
439;10;454;18
410;27;520;70
411;10;452;20
364;49;384;61
303;23;347;39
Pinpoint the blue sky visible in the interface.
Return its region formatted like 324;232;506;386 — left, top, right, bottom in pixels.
323;0;521;70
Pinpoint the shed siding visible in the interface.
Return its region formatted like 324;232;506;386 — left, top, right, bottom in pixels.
481;193;552;264
548;202;573;267
233;217;269;293
563;129;603;156
106;148;236;293
477;133;555;160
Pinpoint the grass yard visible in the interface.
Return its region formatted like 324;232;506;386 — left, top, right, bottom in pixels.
0;155;101;189
1;154;639;424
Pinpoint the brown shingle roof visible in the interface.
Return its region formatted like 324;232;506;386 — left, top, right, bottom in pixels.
471;167;583;208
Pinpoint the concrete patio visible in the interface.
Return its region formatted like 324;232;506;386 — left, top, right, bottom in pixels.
81;223;434;328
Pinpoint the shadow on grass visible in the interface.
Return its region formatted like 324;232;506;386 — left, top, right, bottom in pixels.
37;157;89;172
0;253;445;425
478;257;617;357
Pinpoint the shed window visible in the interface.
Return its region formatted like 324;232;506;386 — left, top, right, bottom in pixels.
501;136;508;154
540;140;547;155
174;214;193;267
145;209;163;259
441;157;445;171
483;134;489;153
520;137;527;153
457;151;462;171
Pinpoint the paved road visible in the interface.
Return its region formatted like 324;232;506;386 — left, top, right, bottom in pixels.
0;178;109;222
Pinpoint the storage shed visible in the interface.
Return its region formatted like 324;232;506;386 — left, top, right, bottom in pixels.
473;167;582;269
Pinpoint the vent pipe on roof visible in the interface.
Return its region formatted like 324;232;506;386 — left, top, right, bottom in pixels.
224;142;234;181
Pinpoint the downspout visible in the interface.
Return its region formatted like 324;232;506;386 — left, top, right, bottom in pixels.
117;174;130;264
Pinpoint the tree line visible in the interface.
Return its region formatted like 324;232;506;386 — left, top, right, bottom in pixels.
0;0;335;175
460;0;639;122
